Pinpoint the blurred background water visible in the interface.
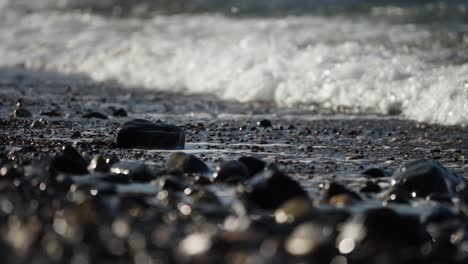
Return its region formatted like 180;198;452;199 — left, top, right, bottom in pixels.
0;0;468;125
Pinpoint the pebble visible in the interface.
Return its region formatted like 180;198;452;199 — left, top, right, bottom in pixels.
257;119;272;128
88;155;110;173
213;160;249;183
82;112;108;119
388;159;466;201
112;108;128;117
13;107;32;118
338;207;428;259
116;119;185;149
158;176;188;191
40;109;61;117
166;152;209;174
320;182;362;202
30;119;46;129
285;222;337;260
110;161;156;182
239;165;308;210
50;145;88;174
238;156;266;177
361;167;391;178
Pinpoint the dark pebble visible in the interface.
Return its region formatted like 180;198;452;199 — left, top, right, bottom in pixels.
338;207;428;251
213;160;249;183
88;155;111;173
361;167;391;178
239;165;308;210
40;110;61;117
321;182;362;202
30;119;46;129
13;107;32;118
389;159;465;200
116;119;185;149
360;181;382;193
110;161;156;182
238;156;266;177
50;145;88;174
82;112;108;119
166;152;209;174
158;176;188;191
113;108;128;117
257;119;272;128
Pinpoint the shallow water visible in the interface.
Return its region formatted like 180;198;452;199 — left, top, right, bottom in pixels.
1;0;468;125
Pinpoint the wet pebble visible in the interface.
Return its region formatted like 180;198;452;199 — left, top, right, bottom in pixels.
337;207;428;259
238;156;266;177
50;146;88;174
257;119;272;128
13;107;32;118
30;119;46;129
361;167;391;178
116;119;185;149
87;155;110;173
110;161;156;182
320;182;361;202
81;112;108;119
387;159;466;201
112;108;127;117
239;165;308;210
158;176;188;191
213;160;249;183
166;152;209;174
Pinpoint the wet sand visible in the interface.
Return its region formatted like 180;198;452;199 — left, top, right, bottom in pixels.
1;67;468;263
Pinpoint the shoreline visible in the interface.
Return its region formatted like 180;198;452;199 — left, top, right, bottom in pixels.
1;68;468;263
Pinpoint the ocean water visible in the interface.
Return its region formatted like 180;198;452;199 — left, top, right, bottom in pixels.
1;0;468;125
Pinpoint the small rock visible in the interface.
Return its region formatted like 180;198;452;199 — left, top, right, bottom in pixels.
257;119;272;128
388;159;466;200
158;176;188;191
88;155;110;173
116;119;185;149
361;167;391;178
360;181;382;193
275;198;314;224
239;165;308;210
238;156;266;177
285;222;337;260
82;112;108;119
320;182;361;202
30;119;46;129
71;131;81;139
50;146;88;174
113;108;128;117
13;107;32;118
110;161;156;182
166;153;209;174
40;110;61;117
337;207;428;257
213;160;249;183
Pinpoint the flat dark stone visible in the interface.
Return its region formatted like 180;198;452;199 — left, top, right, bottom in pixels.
82;112;108;119
116;119;185;149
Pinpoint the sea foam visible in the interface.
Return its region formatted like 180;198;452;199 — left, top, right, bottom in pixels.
0;8;467;125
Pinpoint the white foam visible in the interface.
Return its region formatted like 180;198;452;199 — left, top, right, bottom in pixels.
0;9;467;125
